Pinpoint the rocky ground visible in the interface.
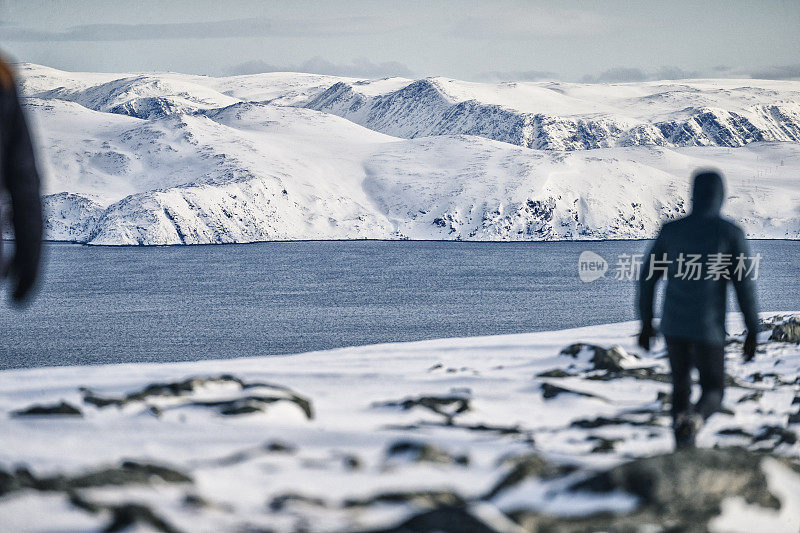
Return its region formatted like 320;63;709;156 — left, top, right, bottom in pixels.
0;313;799;532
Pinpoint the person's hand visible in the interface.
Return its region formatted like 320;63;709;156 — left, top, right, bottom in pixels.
638;322;658;351
743;331;757;362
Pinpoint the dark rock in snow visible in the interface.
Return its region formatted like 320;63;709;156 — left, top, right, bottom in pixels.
0;460;191;497
363;505;511;533
540;382;604;401
375;394;471;424
569;447;782;529
559;343;638;372
587;436;621;453
269;492;328;512
483;453;572;500
343;489;465;509
386;440;469;466
752;425;797;447
12;401;83;417
81;374;314;419
570;415;659;429
737;390;764;403
535;369;575;378
768;316;800;343
69;491;184;533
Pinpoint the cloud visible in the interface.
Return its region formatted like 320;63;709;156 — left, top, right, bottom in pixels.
452;6;616;39
0;16;404;42
578;64;800;83
580;67;647;83
745;64;800;80
474;70;557;82
227;57;414;78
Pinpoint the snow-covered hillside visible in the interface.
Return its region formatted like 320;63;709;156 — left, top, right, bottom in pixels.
1;314;799;532
16;64;800;244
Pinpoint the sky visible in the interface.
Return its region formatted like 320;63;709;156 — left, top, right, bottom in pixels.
0;0;798;81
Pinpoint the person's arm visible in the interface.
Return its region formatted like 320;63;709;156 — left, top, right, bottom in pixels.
637;229;666;350
731;228;759;360
1;64;43;304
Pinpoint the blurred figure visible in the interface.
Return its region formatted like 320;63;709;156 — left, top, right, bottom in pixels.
638;170;758;449
0;55;42;305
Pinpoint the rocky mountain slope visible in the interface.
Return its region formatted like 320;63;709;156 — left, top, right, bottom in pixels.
15;64;800;244
0;314;798;531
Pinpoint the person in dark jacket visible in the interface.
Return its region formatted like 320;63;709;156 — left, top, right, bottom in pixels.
638;169;758;448
0;56;43;305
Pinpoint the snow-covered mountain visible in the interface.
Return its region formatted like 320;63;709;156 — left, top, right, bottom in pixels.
16;63;800;245
306;77;800;150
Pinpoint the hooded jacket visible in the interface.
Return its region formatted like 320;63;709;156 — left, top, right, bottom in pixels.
638;172;759;345
0;57;42;296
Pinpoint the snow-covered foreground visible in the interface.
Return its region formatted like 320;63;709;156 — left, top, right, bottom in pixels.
16;64;800;244
1;314;799;532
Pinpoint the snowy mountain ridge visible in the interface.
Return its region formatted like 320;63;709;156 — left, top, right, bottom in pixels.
14;63;800;245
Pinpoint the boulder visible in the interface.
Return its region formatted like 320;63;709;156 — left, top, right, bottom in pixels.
769;317;800;343
559;343;638;372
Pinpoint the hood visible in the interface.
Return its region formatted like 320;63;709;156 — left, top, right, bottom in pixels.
691;171;725;216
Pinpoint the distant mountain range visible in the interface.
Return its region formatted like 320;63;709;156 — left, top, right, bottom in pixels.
17;63;800;244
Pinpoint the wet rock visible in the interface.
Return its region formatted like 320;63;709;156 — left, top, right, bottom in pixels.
560;343;637;372
343;490;465;509
0;460;191;497
571;447;782;528
386;440;469;466
12;401;82;417
375;394;471;424
540;382;604;401
768;316;800;343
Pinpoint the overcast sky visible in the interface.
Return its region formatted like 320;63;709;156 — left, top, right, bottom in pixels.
1;0;798;81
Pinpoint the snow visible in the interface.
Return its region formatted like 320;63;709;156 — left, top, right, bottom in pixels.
12;63;800;244
0;313;798;531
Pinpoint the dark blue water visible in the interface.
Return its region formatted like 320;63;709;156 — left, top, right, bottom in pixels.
0;240;797;369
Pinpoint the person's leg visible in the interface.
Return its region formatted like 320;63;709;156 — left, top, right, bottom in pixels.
666;337;692;419
666;337;701;448
693;342;726;419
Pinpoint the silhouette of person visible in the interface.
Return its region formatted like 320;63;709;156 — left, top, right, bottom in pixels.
0;56;42;305
638;170;758;448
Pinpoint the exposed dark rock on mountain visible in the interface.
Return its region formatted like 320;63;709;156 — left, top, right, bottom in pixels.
12;401;83;417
